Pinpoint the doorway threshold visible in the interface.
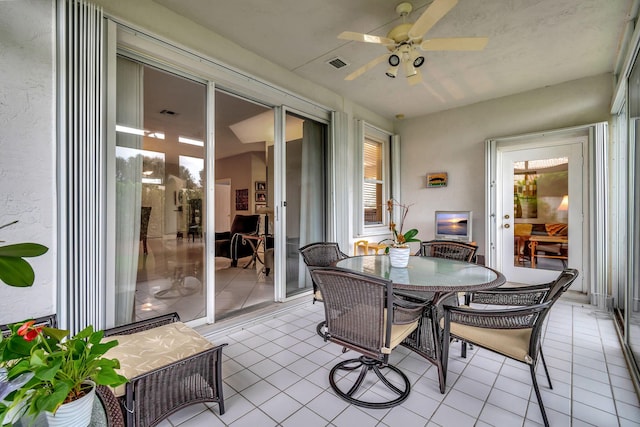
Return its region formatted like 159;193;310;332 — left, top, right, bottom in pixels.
197;298;312;341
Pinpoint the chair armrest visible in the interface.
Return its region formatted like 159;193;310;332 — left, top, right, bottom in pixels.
392;298;428;324
215;231;231;240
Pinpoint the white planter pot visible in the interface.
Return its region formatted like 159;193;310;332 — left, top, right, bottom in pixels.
389;246;411;268
45;380;95;427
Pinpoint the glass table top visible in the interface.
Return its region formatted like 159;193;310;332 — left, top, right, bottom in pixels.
335;255;505;292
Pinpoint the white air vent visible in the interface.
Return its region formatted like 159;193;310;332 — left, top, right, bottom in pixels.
327;57;349;69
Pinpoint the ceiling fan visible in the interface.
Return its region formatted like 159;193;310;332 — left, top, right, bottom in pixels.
338;0;488;85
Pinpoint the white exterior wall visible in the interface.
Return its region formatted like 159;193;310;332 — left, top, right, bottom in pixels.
0;1;56;322
397;73;613;255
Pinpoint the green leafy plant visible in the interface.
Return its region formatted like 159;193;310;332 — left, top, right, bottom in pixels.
379;199;420;252
0;221;48;287
0;320;127;423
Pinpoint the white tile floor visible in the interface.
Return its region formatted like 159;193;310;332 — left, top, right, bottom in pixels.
157;300;640;427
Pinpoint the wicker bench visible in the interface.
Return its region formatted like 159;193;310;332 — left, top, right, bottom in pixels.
103;313;226;427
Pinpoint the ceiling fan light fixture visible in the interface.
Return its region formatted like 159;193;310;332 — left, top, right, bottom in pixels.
388;54;400;67
413;55;425;68
404;61;417;77
385;65;399;78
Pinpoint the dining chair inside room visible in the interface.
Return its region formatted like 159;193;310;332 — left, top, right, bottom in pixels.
298;242;349;337
441;268;579;427
308;266;426;409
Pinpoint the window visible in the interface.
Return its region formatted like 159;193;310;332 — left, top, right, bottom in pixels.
363;137;384;225
361;123;391;233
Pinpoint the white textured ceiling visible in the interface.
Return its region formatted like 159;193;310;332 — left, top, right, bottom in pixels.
154;0;632;120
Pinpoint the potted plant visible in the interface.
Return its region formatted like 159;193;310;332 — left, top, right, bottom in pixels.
0;221;48;288
0;320;127;426
380;199;420;267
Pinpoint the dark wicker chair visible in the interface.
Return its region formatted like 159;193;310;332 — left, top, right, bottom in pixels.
103;313;226;427
460;277;563;358
442;268;579;427
309;267;426;409
418;239;478;261
298;242;349;337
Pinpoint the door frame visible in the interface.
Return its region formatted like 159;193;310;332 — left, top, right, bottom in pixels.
485;123;608;301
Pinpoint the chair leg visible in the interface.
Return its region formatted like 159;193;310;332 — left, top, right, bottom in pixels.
461;341;467;358
530;364;550;427
329;356;411;409
316;320;328;339
539;348;553;389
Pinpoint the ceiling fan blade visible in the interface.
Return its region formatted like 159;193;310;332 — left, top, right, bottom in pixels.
345;54;389;81
338;31;395;46
420;37;489;51
408;0;458;40
407;69;423;86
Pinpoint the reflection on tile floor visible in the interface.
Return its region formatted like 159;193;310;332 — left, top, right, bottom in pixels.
156;300;640;427
134;237;273;322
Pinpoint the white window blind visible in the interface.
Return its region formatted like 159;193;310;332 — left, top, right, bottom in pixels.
363;137;383;225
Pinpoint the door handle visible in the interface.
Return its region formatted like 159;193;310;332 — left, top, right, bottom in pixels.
504;224;510;229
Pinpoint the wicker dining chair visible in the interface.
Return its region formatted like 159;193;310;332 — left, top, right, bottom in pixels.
442;268;579;427
418;239;478;261
459;276;565;358
298;242;349;337
309;266;426;409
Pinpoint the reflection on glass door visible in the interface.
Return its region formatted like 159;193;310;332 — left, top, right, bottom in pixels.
500;143;583;285
214;90;274;320
512;158;569;270
115;57;207;326
284;111;327;298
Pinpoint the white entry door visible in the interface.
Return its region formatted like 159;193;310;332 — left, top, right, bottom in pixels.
498;141;584;288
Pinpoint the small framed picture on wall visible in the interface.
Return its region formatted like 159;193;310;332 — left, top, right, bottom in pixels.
255;191;267;202
236;189;249;210
427;172;448;188
255;181;266;191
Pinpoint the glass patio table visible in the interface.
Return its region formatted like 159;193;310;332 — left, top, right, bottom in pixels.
335;255;506;393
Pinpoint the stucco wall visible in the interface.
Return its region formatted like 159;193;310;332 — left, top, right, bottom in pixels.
396;73;613;255
0;1;56;323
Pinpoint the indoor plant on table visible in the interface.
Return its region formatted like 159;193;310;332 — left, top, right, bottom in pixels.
380;199;420;268
0;320;127;426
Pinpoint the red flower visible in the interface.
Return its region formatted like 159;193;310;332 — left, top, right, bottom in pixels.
23;327;43;341
16;320;43;342
17;320;35;336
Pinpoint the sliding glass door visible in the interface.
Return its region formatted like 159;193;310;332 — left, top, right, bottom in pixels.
113;56;331;325
114;56;207;325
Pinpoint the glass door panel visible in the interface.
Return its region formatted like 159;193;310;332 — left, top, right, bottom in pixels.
500;143;583;285
115;57;207;325
214;90;274;320
512;157;569;270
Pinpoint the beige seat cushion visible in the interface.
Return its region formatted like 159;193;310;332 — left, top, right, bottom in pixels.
384;316;419;354
103;322;214;396
444;319;533;363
